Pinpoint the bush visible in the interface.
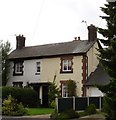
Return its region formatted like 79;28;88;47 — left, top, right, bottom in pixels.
50;109;80;120
50;100;56;108
2;86;38;107
2;95;28;116
85;104;97;115
67;80;77;97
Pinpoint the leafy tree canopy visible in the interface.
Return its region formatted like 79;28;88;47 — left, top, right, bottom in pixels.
0;41;11;86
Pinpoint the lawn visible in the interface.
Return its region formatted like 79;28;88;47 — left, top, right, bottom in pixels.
27;108;54;115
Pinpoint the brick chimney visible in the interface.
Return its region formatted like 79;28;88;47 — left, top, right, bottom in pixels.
16;35;26;49
88;24;97;41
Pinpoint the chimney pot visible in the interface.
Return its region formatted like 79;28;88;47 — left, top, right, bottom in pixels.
74;37;77;40
78;37;80;41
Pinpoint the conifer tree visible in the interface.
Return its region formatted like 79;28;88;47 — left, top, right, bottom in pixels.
98;2;116;46
98;1;116;120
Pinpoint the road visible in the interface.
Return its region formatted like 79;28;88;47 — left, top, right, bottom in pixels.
1;115;51;120
2;116;51;120
1;114;105;120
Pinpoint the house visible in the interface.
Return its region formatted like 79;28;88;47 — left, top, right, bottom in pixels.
7;24;104;107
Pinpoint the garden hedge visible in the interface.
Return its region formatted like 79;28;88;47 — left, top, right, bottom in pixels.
1;86;39;107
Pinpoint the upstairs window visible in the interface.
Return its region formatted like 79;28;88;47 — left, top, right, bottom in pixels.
15;63;23;73
35;62;41;75
62;60;72;71
13;61;23;76
60;57;73;73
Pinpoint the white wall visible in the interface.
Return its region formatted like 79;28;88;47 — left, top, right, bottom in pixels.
7;59;41;86
86;86;104;97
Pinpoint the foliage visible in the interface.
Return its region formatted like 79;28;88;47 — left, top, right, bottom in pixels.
0;41;11;86
2;86;38;107
48;75;60;107
50;100;56;108
98;2;116;46
98;1;116;120
99;82;116;120
50;109;80;120
66;79;77;97
85;104;97;115
2;95;28;116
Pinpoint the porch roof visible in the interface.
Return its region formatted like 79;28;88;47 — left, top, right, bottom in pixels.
28;81;50;86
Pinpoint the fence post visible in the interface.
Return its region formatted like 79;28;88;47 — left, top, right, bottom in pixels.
99;96;102;110
87;97;89;106
56;97;58;112
73;96;75;110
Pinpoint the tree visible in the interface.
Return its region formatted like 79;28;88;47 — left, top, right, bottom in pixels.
66;80;77;97
0;40;2;86
98;2;116;46
0;41;11;86
48;75;60;107
98;1;116;120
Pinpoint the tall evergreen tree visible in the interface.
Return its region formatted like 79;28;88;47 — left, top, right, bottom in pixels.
98;1;116;120
0;41;11;86
98;2;116;46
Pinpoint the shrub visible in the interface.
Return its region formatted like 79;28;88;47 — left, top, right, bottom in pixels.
2;95;28;116
48;75;60;107
66;80;77;97
2;86;38;107
50;100;56;108
50;109;59;119
50;109;80;120
85;104;97;115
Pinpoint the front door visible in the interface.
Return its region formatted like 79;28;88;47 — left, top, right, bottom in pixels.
42;85;49;107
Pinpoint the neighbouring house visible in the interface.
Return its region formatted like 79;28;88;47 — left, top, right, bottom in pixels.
84;64;110;97
7;24;109;107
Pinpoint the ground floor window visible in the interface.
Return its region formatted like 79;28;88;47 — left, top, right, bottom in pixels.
62;83;69;98
13;82;23;87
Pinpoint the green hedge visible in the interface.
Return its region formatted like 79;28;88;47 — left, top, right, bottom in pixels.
1;86;39;107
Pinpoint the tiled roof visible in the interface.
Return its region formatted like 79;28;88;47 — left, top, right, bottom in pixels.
84;65;110;86
9;40;95;59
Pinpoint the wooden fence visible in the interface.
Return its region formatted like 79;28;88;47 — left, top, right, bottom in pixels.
56;96;103;113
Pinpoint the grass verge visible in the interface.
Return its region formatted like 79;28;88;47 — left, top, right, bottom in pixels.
27;108;54;115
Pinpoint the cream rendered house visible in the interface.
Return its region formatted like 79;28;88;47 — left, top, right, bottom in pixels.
8;24;101;107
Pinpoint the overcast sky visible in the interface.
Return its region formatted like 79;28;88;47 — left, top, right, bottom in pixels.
0;0;107;49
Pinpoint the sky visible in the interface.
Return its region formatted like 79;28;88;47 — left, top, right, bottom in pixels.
0;0;107;49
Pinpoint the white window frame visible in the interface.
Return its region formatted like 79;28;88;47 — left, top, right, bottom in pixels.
36;62;40;73
15;63;23;74
62;84;69;98
62;59;72;72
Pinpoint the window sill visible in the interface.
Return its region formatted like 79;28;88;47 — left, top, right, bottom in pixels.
13;73;23;76
13;71;23;76
60;71;73;74
35;73;40;75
